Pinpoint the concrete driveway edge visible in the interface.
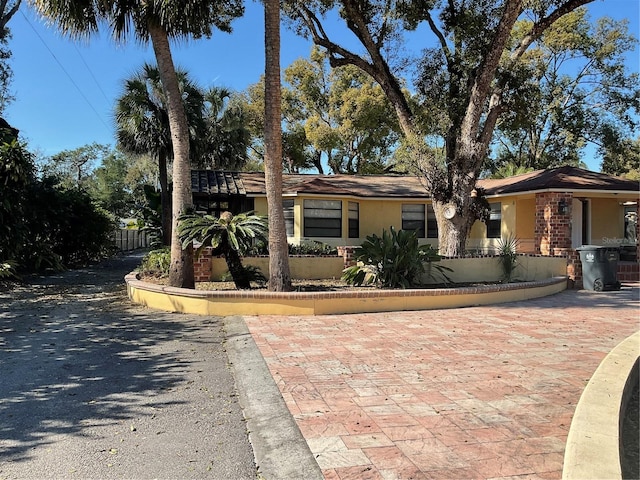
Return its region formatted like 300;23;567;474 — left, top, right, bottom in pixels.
224;316;323;480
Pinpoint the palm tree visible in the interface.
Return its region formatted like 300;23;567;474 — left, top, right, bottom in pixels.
197;86;250;171
115;64;204;246
178;211;268;289
32;0;243;288
263;0;291;291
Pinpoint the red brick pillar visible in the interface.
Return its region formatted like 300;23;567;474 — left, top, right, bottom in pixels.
535;192;580;287
193;246;213;282
337;246;358;268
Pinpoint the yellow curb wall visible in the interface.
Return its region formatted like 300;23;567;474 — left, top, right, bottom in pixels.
126;274;567;316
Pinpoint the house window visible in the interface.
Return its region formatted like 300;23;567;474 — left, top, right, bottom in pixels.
402;204;425;238
304;199;342;237
348;202;359;238
283;199;294;237
193;199;229;216
426;204;438;239
487;202;502;238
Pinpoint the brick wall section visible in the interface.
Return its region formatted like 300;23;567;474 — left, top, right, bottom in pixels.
535;192;581;287
193;246;213;282
535;192;573;255
337;246;358;267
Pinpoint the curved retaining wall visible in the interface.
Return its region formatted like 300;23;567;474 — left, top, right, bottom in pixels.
563;331;640;479
125;274;567;316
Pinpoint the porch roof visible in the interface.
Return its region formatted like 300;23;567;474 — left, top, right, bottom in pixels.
480;166;639;195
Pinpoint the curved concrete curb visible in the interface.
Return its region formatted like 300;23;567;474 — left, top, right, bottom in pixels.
126;273;568;316
563;331;640;479
224;316;323;480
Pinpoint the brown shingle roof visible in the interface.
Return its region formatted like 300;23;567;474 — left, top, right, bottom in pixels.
191;171;246;195
480;166;639;195
192;166;639;199
240;173;430;198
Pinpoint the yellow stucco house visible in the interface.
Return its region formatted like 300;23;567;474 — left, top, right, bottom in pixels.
191;167;639;284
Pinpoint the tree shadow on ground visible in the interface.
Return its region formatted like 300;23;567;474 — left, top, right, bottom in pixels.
0;252;219;464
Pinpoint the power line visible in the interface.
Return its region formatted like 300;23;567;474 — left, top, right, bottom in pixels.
20;9;111;132
72;42;111;105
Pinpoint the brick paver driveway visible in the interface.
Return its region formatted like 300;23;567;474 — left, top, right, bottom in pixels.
245;283;639;480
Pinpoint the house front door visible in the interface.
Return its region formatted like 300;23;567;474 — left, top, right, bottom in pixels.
572;198;590;247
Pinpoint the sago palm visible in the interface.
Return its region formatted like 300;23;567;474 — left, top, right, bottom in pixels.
32;0;243;288
178;211;268;290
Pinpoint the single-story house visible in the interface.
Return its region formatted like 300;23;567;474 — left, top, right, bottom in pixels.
191;166;639;284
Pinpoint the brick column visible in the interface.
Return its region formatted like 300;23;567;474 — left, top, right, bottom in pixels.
337;246;358;268
193;246;213;282
535;192;579;286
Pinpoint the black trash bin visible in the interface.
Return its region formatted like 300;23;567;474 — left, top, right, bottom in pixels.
576;245;621;291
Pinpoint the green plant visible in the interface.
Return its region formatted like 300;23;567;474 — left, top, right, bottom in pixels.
178;211;268;289
497;235;520;282
139;247;171;276
0;260;19;280
342;226;451;288
289;241;338;256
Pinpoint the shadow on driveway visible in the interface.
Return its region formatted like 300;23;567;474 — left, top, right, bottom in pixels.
0;253;256;479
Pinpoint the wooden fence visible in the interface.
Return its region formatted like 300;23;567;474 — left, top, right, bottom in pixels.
113;229;152;251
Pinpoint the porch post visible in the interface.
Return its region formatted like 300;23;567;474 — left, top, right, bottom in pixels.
535;192;580;286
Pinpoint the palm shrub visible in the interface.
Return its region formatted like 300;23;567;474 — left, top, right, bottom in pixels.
496;235;520;283
342;226;451;288
178;211;268;289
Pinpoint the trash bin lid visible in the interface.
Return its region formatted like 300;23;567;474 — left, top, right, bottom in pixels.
576;245;605;251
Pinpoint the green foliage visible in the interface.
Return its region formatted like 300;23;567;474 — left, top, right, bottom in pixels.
240;47;401;174
134;185;164;248
25;178;116;268
342;227;450;289
493;8;639;171
0;260;18;280
496;235;520;283
289;241;338;256
139;247;171;276
178;211;268;289
0;135;33;263
178;211;268;257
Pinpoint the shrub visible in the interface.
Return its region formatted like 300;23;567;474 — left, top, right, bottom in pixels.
289;241;338;256
497;235;520;282
139;247;171;276
342;226;451;288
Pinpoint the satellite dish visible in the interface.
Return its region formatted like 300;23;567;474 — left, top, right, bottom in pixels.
443;204;456;219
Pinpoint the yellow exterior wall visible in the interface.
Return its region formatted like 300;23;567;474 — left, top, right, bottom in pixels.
424;255;566;284
590;198;625;245
210;256;345;280
253;197;268;216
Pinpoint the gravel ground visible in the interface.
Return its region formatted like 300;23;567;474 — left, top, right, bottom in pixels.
0;252;256;480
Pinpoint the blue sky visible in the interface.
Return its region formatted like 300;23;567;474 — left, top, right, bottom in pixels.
4;0;639;172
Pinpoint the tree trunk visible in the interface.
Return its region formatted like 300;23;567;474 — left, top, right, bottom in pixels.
223;241;251;289
148;21;194;289
264;0;292;291
158;150;172;246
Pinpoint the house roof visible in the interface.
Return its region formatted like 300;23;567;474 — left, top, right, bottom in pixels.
479;166;639;195
226;172;431;198
191;166;639;199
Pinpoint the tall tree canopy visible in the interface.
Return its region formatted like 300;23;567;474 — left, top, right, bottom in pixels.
285;0;633;256
0;0;20;113
491;8;639;172
34;0;243;288
239;47;400;174
114;64;204;246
